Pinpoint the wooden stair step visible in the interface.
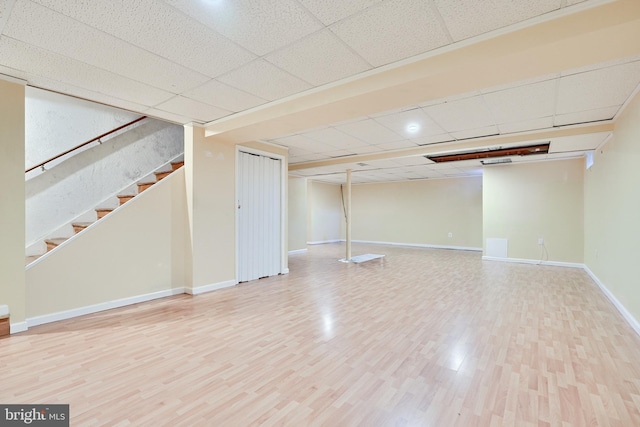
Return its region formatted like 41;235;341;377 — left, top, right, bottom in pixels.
72;222;93;233
171;161;184;171
137;182;154;192
95;208;113;219
118;195;135;205
45;238;67;251
25;255;41;265
155;171;171;181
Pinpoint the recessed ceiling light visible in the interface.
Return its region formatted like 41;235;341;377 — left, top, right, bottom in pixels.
406;124;420;133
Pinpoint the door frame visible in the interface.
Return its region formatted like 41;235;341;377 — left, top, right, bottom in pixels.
235;145;287;283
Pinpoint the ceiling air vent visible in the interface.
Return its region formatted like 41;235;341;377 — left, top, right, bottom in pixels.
481;158;512;165
356;162;368;167
425;142;550;163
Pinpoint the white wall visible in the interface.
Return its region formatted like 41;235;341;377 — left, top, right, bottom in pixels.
288;177;307;252
25;87;140;170
0;77;26;326
584;91;640;326
307;181;343;244
483;159;584;263
350;177;483;249
26;118;183;245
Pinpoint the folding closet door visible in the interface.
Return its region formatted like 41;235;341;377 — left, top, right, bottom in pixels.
237;151;281;283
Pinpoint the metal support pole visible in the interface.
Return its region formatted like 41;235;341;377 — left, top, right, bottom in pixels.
346;169;352;261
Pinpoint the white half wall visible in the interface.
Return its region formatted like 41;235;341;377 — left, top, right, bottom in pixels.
25;169;188;319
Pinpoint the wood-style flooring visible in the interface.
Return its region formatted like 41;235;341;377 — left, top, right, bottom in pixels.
2;243;640;426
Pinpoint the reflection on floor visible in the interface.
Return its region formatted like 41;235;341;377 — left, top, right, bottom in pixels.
2;243;639;426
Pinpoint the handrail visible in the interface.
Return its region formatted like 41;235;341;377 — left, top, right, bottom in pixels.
25;116;147;173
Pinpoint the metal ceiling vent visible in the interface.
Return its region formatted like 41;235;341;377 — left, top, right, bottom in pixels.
425;142;550;163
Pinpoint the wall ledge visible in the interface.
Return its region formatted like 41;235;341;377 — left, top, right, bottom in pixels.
354;240;482;252
584;266;640;338
24;288;185;331
10;321;28;334
185;280;236;296
482;256;584;269
288;248;308;255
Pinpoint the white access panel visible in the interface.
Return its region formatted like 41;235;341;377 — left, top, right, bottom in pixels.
238;151;281;283
486;238;508;258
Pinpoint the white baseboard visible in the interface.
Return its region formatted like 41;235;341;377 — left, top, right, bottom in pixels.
351;239;482;252
584;266;640;337
10;321;28;334
26;288;184;328
282;268;290;274
307;240;342;245
288;248;308;255
185;280;236;296
481;256;584;269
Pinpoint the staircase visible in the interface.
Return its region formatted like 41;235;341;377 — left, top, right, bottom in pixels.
26;160;184;266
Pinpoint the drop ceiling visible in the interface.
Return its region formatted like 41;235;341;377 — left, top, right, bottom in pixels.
1;0;639;184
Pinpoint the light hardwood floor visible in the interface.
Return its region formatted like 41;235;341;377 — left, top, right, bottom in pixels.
2;243;640;426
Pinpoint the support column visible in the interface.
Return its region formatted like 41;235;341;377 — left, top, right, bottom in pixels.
183;125;237;292
0;76;26;333
346;169;352;261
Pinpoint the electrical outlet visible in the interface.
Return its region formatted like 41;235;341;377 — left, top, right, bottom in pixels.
538;238;544;245
448;232;453;238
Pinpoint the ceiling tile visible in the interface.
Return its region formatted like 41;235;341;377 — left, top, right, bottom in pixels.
165;0;322;56
26;74;150;113
273;134;321;147
554;107;619;127
303;127;368;148
330;0;450;67
274;134;337;153
556;61;640;114
288;147;312;157
392;156;434;166
154;96;232;122
450;125;499;140
410;134;455;146
0;36;173;106
497;117;553;134
482;80;556;124
144;108;194;125
423;96;496;132
218;59;312;101
265;29;371;86
334;119;404;144
0;63;27;81
434;0;562;41
375;140;417;151
30;0;256;78
298;0;382;25
0;0;16;33
324;149;357;158
373;108;446;138
182;79;267;112
5;0;210;94
549;133;610;153
349;145;384;154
